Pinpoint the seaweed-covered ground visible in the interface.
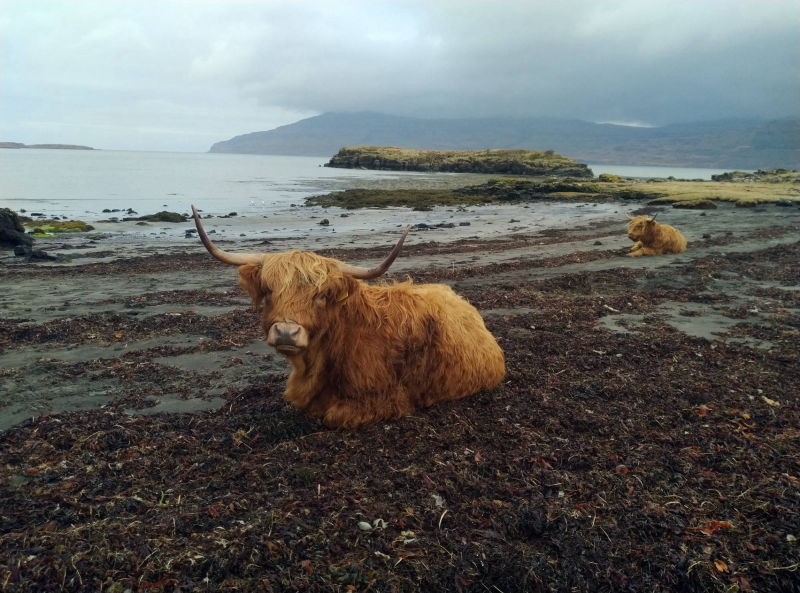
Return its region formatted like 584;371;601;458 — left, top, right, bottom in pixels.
1;202;799;592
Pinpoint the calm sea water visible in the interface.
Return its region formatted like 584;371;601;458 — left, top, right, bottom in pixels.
0;149;404;221
0;149;741;242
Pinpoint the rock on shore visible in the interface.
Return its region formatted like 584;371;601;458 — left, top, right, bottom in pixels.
0;208;33;248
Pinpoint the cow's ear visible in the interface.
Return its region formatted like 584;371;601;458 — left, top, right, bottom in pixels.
315;276;354;307
238;263;265;309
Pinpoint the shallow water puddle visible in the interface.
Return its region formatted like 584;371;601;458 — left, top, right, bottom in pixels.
0;333;207;367
598;301;775;349
154;338;289;399
124;394;226;416
153;338;281;372
0;385;117;432
481;307;537;317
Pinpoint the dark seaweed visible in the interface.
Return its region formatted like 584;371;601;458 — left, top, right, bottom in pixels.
1;232;798;593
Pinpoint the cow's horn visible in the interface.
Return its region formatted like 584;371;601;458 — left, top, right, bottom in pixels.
192;205;263;266
339;225;411;280
649;213;659;222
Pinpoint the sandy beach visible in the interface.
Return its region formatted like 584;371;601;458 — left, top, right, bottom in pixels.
1;196;799;591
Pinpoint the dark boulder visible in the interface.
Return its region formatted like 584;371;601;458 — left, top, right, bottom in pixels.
123;211;187;223
672;199;718;209
13;244;57;261
0;208;33;248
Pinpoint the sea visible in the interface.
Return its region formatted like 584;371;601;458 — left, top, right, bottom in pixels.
0;149;387;221
0;149;744;242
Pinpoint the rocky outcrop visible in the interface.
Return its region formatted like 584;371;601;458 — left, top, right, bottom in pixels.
123;211;187;223
711;168;799;183
672;199;718;209
0;208;33;249
325;146;593;177
1;209;61;262
13;245;58;261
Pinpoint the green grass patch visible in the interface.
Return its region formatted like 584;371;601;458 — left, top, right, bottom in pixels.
306;188;491;211
24;220;95;235
306;175;799;210
636;180;799;205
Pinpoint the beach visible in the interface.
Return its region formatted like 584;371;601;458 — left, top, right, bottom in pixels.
1;198;799;591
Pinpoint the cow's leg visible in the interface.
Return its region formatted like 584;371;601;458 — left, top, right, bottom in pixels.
285;375;318;409
628;246;665;257
322;389;413;429
627;243;651;256
303;387;337;419
636;246;664;256
283;355;325;409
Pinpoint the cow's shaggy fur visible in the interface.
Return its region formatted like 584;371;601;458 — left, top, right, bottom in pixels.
238;250;506;428
627;215;687;257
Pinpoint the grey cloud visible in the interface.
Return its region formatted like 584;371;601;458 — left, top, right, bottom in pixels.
1;0;797;151
223;0;799;125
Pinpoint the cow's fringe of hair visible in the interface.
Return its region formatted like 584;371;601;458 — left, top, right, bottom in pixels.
264;250;344;294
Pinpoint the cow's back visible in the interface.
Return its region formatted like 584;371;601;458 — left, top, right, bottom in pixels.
657;223;687;254
403;283;505;407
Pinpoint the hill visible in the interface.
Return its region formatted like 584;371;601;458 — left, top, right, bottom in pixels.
209;112;799;169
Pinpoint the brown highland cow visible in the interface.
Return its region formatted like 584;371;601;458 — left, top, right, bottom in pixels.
191;206;505;429
626;214;687;257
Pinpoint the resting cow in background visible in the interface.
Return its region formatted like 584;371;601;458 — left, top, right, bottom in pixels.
191;206;505;429
626;214;687;257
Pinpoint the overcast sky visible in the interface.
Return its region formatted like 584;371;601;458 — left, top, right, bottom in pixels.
1;0;798;152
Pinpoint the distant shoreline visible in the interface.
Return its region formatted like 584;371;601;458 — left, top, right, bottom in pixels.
0;142;94;150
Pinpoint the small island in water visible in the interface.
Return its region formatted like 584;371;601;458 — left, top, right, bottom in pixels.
325;145;593;177
0;142;94;150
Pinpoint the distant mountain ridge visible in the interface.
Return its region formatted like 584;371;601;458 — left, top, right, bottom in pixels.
0;142;94;150
209;112;799;169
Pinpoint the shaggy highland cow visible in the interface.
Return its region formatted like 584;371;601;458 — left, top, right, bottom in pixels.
191;206;505;428
626;214;687;257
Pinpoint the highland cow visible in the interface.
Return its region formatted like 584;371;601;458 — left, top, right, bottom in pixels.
626;214;687;257
191;206;505;428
